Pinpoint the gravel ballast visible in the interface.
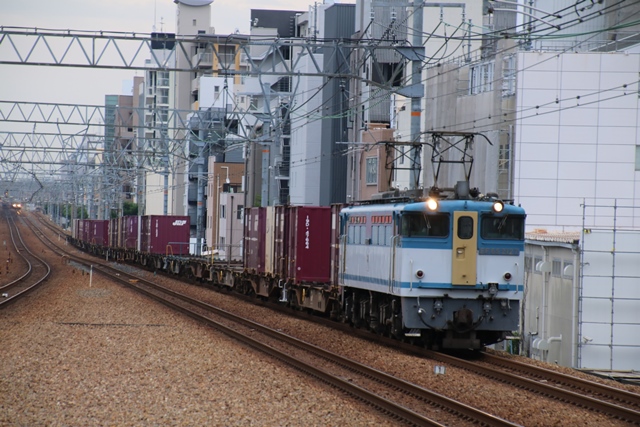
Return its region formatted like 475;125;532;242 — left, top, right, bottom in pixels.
3;216;637;426
1;265;393;426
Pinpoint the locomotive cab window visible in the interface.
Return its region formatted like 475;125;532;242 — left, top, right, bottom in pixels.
457;216;474;239
480;215;525;240
401;213;449;237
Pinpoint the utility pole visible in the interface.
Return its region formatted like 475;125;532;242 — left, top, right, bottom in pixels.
161;124;169;216
260;82;272;207
409;0;424;191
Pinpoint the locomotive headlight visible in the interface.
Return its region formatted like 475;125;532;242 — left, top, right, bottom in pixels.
503;272;512;281
426;198;439;211
415;269;425;279
492;200;504;213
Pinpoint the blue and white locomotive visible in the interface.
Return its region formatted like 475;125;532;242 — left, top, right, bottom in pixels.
339;183;526;349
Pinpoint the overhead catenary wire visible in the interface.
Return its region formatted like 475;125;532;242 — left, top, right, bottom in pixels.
2;1;637;197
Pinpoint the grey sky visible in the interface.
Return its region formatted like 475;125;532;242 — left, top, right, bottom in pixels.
0;0;347;106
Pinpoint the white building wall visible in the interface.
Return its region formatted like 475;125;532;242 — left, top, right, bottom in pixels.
521;227;640;371
144;172;171;215
172;0;213;216
199;76;233;109
522;241;580;368
515;51;640;230
288;53;324;206
580;228;640;371
391;94;411;191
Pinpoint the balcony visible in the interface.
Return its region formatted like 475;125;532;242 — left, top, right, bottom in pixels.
156;78;170;87
192;52;213;68
216;53;235;71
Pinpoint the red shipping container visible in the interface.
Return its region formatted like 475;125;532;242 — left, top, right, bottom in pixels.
140;215;190;255
86;219;109;246
78;219;86;243
287;206;331;284
121;215;139;250
81;220;89;244
243;207;266;273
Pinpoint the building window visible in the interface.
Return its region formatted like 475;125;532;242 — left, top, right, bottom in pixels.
502;54;516;97
524;255;532;272
237;205;243;220
158;88;169;104
158;71;170;86
552;259;562;277
470;61;494;95
158;106;169;123
635;146;640;171
220;205;226;219
366;157;378;185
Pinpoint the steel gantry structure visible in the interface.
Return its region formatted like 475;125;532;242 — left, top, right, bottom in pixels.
0;22;426;223
0;27;418;81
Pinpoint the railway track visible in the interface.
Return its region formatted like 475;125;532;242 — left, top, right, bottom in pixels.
479;352;640;416
0;210;51;308
423;350;640;425
29;212;640;425
26;213;519;426
99;269;518;426
287;308;640;424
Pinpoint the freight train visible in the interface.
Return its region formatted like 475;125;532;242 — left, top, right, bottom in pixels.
72;215;191;255
68;183;526;350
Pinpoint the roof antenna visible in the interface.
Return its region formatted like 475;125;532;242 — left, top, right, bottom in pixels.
153;0;157;31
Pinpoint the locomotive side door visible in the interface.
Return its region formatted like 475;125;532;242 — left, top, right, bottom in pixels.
451;211;477;285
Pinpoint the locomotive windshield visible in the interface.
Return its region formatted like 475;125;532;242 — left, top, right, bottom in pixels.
480;215;525;240
401;213;449;237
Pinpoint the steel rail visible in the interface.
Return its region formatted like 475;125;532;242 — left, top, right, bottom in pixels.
27;212;518;427
0;210;51;308
480;352;640;409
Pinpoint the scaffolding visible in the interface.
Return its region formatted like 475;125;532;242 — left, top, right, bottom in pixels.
579;200;640;370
